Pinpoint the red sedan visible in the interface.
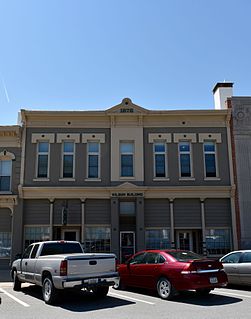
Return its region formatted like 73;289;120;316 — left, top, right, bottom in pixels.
114;250;228;300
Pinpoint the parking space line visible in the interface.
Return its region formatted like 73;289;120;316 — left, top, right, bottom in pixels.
214;290;251;299
109;292;155;305
0;288;30;307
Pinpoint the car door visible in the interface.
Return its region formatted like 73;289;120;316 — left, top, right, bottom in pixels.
238;252;251;286
126;252;146;287
19;245;34;281
139;252;164;289
25;244;40;283
221;252;243;285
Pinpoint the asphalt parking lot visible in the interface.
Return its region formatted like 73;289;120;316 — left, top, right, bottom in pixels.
0;282;251;319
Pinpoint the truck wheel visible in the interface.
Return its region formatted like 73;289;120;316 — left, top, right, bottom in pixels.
92;286;109;298
13;271;21;291
157;277;175;300
42;277;58;304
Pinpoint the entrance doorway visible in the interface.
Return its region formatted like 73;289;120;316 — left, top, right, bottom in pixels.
62;229;80;241
120;231;135;263
176;231;193;251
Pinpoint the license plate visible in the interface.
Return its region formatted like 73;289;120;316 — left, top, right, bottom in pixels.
210;277;218;284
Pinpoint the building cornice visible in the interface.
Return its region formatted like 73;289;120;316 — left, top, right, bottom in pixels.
20;185;232;200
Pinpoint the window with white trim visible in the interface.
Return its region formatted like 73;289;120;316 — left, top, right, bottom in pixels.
204;141;217;178
179;141;192;177
0;160;12;191
154;142;167;178
37;141;49;178
120;142;134;177
62;141;75;178
87;141;100;179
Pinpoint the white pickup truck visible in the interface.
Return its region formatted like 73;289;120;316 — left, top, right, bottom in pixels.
11;240;119;304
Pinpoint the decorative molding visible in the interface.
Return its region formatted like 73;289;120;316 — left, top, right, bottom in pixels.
198;133;222;143
148;133;172;143
31;133;55;143
173;133;197;143
0;150;15;160
56;133;80;143
82;133;105;143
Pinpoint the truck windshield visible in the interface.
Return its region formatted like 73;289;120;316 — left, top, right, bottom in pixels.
40;242;83;256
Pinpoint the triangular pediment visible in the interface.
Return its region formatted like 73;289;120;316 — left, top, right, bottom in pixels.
115;182;140;189
106;98;149;115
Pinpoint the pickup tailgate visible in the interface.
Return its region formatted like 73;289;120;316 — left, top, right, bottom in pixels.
66;253;116;278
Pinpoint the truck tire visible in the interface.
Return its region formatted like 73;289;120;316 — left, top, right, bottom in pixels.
13;271;21;291
92;286;109;298
42;277;58;304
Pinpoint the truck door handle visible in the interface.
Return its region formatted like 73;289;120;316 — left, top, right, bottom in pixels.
25;262;28;266
89;260;97;265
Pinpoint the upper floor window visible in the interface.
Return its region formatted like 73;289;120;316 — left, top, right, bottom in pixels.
87;142;100;178
154;142;167;178
62;141;75;178
204;141;217;178
37;141;49;178
120;142;134;177
179;141;192;178
0;160;11;191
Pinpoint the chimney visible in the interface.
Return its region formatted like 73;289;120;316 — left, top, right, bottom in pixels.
213;82;233;109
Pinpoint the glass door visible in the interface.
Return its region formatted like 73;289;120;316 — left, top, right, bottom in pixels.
120;231;135;263
176;231;193;251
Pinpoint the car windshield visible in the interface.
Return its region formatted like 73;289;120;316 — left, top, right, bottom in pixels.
167;251;202;262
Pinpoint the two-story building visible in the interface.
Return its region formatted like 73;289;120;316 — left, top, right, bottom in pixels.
15;97;237;263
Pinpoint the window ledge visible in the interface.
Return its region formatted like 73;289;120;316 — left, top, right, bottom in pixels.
119;177;135;180
84;178;102;182
204;177;221;181
59;178;76;181
0;191;12;195
33;178;50;182
179;177;195;181
153;178;170;181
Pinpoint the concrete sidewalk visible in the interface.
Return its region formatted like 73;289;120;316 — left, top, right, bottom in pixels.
0;270;12;283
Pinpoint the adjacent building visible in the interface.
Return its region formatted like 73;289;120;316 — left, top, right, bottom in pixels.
0;89;240;268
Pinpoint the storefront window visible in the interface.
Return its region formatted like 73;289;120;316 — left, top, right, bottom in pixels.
0;232;11;257
85;227;111;253
145;229;171;249
205;228;231;255
24;226;50;248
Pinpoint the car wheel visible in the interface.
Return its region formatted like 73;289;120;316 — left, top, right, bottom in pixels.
92;286;109;298
42;277;58;304
157;277;175;300
13;271;21;291
196;288;212;296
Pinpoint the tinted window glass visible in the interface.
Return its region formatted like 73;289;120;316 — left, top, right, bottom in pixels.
30;244;39;259
22;245;33;258
40;243;83;256
221;252;242;263
129;253;145;265
242;252;251;263
145;252;158;264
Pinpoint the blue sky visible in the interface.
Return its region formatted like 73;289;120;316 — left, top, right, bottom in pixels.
0;0;251;125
